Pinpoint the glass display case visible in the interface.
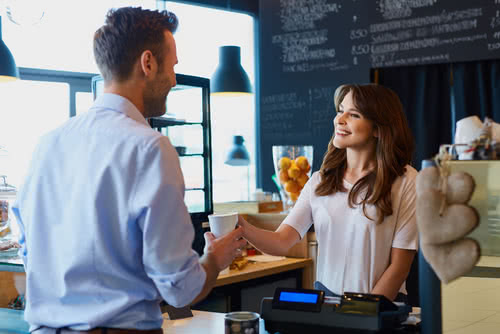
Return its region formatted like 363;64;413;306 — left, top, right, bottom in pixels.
92;74;213;255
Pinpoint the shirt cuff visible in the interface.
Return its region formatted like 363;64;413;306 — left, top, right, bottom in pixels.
152;251;207;308
392;239;418;250
282;220;307;240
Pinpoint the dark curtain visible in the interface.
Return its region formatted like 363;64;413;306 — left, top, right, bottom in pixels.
375;64;453;170
373;64;452;307
370;61;500;307
452;60;500;123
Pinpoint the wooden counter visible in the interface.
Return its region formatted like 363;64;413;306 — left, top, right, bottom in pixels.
215;257;312;288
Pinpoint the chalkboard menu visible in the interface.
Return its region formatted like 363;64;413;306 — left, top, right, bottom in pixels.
259;0;500;191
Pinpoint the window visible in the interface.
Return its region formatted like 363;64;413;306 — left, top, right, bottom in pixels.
0;80;69;186
1;1;256;205
0;1;157;189
76;92;94;116
165;2;256;203
3;0;157;73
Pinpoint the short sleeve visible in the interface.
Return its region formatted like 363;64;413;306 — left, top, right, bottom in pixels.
392;168;418;250
281;172;318;239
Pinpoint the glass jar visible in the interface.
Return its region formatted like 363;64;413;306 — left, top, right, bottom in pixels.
0;175;17;239
272;145;313;212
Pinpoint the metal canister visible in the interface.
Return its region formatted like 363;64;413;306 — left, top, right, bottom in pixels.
224;311;260;334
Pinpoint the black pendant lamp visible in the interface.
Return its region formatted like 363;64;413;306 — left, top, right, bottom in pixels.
211;46;252;96
0;16;18;82
225;135;250;166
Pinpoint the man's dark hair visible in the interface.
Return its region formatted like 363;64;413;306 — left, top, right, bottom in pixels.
93;7;178;82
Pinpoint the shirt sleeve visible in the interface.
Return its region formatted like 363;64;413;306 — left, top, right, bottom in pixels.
281;172;317;239
132;136;206;308
392;169;418;250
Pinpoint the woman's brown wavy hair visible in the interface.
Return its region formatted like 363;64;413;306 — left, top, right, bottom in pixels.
315;84;414;223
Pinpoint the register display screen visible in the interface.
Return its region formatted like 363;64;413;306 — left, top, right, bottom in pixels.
279;291;319;304
273;288;324;312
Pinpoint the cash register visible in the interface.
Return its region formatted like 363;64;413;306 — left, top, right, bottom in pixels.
260;288;413;333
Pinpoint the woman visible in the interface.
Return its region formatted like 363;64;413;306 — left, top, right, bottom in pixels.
240;84;417;301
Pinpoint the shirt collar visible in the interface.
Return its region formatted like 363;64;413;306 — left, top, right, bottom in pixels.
91;93;150;127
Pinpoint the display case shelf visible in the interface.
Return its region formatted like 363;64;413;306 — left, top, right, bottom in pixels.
179;153;204;157
149;117;202;128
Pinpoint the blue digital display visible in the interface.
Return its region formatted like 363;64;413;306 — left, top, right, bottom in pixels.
279;291;318;304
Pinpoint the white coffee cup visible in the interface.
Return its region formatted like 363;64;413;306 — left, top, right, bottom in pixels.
208;212;238;238
208;212;239;276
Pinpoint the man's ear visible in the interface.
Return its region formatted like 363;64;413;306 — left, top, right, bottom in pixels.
139;50;157;78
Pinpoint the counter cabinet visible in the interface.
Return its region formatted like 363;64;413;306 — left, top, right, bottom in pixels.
193;257;312;314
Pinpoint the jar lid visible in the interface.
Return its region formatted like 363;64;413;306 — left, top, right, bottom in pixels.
0;175;16;194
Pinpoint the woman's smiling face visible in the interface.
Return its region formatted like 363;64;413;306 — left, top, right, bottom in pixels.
333;91;378;151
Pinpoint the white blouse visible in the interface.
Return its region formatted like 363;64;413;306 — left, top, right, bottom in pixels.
283;166;418;295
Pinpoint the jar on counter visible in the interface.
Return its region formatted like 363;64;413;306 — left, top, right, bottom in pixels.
0;175;17;239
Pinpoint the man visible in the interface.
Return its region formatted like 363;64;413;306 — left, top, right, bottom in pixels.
12;7;246;333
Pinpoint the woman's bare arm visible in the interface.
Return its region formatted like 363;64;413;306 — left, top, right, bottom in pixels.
371;248;416;301
238;215;301;256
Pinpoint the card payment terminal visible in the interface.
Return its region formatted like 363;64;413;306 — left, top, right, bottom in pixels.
260;288;412;333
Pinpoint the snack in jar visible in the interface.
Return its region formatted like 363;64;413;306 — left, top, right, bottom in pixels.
272;145;313;211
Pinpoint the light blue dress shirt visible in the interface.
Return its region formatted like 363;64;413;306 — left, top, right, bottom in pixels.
12;93;206;331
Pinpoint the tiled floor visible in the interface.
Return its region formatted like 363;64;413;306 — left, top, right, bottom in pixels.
442;256;500;333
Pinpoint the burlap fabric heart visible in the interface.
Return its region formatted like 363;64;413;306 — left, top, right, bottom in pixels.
416;167;480;283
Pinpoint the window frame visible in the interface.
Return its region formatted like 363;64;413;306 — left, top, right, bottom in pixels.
19;67;96;118
164;0;262;188
160;0;258;16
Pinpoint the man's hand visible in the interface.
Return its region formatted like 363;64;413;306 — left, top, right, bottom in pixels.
191;226;247;305
203;226;247;271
